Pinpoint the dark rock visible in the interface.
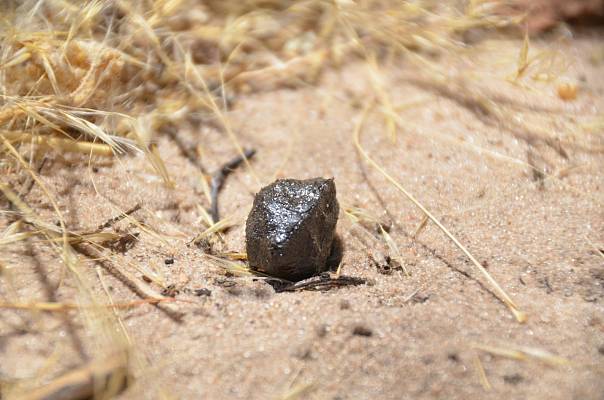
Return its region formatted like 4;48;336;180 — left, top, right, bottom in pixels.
245;178;339;281
421;355;434;365
294;345;314;360
503;373;524;385
352;325;373;337
194;288;212;297
339;299;351;310
412;292;430;303
316;324;329;338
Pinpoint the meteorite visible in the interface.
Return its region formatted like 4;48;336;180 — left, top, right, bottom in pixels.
245;178;340;281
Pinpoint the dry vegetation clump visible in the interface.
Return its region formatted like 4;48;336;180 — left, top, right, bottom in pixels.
0;0;520;161
2;0;597;172
1;0;602;398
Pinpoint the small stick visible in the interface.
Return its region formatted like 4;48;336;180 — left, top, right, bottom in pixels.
402;288;421;303
19;156;48;199
412;214;429;238
97;204;141;230
473;355;492;391
210;148;256;223
585;236;604;260
0;297;185;312
277;275;366;292
473;342;569;366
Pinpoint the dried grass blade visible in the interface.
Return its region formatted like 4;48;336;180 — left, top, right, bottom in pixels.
353;102;526;323
473;343;569;366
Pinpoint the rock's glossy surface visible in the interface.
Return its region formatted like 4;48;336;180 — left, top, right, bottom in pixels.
245;178;339;281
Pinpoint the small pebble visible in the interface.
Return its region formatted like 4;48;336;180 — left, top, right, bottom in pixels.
194;288;212;297
352;325;373;337
503;373;524;385
557;81;578;101
339;299;351;310
316;324;329;338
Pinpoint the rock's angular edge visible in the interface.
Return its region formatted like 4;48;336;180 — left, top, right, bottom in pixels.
245;178;339;281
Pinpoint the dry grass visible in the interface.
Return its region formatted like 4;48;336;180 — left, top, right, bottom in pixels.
353;100;527;322
473;342;570;366
1;0;600;398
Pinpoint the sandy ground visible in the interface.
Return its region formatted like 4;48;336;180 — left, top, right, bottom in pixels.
1;32;603;399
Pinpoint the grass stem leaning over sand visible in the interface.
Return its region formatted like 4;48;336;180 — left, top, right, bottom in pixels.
353;101;527;323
